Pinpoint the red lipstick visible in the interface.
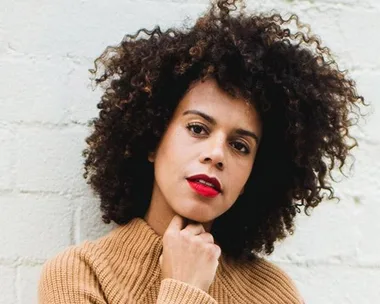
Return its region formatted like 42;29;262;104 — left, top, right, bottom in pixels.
186;174;222;198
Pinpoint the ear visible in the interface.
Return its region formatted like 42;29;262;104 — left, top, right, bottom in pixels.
148;151;156;163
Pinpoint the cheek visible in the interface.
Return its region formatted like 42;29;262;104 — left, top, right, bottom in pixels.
232;161;253;189
154;131;187;178
164;129;191;162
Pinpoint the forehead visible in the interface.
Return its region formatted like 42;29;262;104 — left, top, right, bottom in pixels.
174;78;261;130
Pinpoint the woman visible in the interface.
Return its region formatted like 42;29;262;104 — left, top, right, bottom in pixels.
38;0;365;303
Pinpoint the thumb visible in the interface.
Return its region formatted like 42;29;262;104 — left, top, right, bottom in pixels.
167;214;185;232
159;254;163;268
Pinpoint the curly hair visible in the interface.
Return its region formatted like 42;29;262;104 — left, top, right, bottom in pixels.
82;0;365;260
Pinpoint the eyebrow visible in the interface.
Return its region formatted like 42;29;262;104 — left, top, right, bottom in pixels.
182;109;260;144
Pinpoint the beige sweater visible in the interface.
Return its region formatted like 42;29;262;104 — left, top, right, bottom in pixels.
38;217;304;304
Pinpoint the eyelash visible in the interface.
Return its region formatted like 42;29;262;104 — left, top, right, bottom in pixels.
186;123;251;155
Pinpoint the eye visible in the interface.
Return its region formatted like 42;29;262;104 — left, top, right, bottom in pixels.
231;141;250;154
186;123;208;136
186;123;251;154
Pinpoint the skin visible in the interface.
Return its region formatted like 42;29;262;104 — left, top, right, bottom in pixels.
141;78;263;291
144;78;262;235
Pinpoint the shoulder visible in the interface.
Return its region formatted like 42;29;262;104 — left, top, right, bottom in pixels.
219;255;304;304
39;241;95;278
248;258;304;303
39;225;122;286
40;223;128;277
38;242;106;303
38;224;142;303
38;226;127;304
40;232;108;277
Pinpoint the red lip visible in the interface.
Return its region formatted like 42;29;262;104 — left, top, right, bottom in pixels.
187;180;220;198
186;174;222;193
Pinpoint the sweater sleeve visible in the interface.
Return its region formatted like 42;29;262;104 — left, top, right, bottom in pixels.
255;259;304;304
38;248;108;304
157;279;217;304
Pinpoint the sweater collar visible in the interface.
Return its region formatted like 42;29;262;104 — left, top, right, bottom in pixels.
111;216;163;263
108;216;233;276
106;216;243;289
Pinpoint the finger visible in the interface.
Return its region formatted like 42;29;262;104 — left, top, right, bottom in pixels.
195;232;214;243
207;243;222;260
159;254;163;267
183;223;206;235
214;244;222;257
167;214;185;232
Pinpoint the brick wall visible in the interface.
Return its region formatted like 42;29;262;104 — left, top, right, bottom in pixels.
0;1;378;303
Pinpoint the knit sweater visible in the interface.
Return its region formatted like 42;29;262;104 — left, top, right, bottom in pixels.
38;217;304;304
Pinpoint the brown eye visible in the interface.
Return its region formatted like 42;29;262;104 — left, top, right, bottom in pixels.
186;123;208;135
231;141;250;154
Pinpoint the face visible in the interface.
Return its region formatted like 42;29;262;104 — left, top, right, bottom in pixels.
148;78;262;225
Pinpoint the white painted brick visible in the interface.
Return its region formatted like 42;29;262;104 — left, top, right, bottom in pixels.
277;263;380;304
0;58;95;124
0;193;73;260
13;125;89;195
372;0;380;10
0;0;379;303
355;202;380;263
242;4;380;71
0;26;7;56
0;1;206;60
0;124;16;189
65;63;106;125
270;198;362;262
328;8;380;70
291;0;374;7
349;71;380;145
0;265;17;304
18;265;43;304
74;196;117;244
335;140;380;211
271;140;380;263
340;143;380;261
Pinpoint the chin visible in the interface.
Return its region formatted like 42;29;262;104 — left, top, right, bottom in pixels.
176;208;216;223
188;214;212;223
170;197;220;223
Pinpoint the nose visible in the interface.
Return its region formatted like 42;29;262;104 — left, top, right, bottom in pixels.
199;135;225;170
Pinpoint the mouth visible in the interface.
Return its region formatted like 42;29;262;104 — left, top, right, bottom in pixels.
186;174;222;198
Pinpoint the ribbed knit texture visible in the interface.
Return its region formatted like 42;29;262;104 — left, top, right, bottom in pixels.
38;217;303;303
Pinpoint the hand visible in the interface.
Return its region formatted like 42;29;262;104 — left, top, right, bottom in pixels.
159;215;221;292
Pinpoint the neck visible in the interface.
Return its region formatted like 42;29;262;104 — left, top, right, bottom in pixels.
144;191;213;236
